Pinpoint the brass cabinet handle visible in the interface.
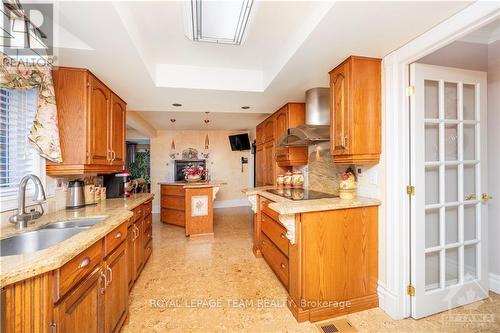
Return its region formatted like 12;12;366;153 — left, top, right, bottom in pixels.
106;265;113;286
114;231;122;239
280;233;285;239
280;263;286;269
344;135;348;148
112;150;116;161
99;270;107;294
78;257;91;269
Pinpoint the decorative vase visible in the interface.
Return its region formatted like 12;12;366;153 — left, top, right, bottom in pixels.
338;188;356;200
291;170;304;188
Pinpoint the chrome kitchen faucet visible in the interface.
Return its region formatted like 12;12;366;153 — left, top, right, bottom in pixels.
9;174;47;229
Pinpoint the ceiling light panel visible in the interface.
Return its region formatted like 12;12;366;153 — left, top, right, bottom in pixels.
184;0;254;45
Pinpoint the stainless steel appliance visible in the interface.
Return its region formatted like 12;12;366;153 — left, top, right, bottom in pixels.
103;172;132;198
266;188;338;201
66;180;86;208
174;160;206;181
278;87;330;146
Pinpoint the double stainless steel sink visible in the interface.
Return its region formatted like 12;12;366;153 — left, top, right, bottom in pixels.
0;217;107;257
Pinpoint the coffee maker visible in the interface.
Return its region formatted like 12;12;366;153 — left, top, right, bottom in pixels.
103;172;132;198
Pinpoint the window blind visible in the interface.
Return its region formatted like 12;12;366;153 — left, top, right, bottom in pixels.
0;88;39;196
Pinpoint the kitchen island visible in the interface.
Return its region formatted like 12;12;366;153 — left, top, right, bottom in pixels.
243;187;381;323
159;181;225;240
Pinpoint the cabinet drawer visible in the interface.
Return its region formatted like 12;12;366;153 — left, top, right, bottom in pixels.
143;200;153;216
261;213;288;257
143;225;152;245
261;197;279;221
161;185;184;197
260;233;289;288
55;240;103;300
133;206;143;222
144;240;152;263
104;222;128;257
161;208;185;226
161;196;185;211
144;213;152;229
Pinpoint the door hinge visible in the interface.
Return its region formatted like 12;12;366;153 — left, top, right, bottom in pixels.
406;185;415;196
406;85;415;96
407;284;415;296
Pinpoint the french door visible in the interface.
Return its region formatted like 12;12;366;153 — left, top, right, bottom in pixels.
410;63;489;318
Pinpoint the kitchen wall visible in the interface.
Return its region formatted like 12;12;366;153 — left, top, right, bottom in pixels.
150;129;252;213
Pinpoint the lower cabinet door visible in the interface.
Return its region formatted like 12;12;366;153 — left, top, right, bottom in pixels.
104;242;128;333
54;266;105;333
127;226;135;290
134;219;144;277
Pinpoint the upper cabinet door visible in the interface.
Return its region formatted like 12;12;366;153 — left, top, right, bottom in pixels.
329;56;381;164
88;76;111;165
264;117;275;143
110;94;126;166
275;107;288;141
330;61;350;156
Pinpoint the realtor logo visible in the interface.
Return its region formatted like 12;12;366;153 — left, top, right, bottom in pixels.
1;2;53;56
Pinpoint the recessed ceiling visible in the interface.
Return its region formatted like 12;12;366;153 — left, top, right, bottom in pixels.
137;111;268;131
50;0;473;132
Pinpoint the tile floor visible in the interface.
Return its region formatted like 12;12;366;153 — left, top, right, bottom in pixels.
122;207;500;333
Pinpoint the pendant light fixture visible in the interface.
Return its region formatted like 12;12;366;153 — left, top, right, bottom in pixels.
201;112;210;160
169;118;177;159
204;112;210;150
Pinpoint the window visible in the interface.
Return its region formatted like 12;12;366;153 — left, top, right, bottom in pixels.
0;88;42;202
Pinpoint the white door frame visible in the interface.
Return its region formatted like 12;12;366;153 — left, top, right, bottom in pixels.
379;2;499;320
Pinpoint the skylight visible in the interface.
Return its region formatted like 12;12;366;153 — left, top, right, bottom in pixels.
184;0;254;45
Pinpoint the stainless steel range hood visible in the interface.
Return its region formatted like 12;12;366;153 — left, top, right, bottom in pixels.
278;87;330;147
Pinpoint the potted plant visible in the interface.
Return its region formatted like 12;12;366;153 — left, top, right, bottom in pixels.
183;164;206;182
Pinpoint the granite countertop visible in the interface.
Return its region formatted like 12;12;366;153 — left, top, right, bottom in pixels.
0;193;153;288
158;180;227;188
242;186;381;215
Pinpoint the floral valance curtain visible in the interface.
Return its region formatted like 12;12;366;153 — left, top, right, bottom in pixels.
0;53;62;162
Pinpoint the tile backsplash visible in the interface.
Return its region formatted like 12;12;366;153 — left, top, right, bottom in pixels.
0;174;102;228
297;142;342;194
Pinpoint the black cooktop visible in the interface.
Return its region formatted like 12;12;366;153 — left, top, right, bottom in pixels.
266;188;338;201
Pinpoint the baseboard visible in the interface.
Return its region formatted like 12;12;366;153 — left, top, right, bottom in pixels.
377;282;405;320
213;199;250;209
490;273;500;294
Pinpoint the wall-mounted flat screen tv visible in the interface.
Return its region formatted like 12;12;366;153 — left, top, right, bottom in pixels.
228;133;251;151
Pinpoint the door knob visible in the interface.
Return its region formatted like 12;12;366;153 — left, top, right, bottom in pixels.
481;193;492;203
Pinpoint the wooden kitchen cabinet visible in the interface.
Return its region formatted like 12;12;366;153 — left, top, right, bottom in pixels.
127;205;145;290
3;198;155;333
255;102;308;185
255;145;264;186
103;242;128;333
263;141;276;186
109;94;126;166
255;195;379;323
274;103;308;166
54;266;105;333
329;56;381;164
47;67;127;175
